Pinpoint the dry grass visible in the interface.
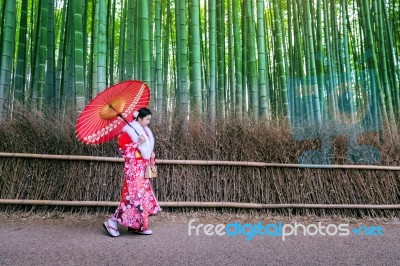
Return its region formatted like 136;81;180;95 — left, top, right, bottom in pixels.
0;107;399;218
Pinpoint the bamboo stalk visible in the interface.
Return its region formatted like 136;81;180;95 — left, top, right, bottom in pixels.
0;199;119;207
0;152;124;163
1;199;400;209
0;152;400;170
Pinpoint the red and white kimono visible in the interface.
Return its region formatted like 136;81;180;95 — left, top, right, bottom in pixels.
111;121;161;231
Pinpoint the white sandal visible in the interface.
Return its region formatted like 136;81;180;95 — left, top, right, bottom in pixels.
136;229;153;235
103;221;120;237
128;227;153;235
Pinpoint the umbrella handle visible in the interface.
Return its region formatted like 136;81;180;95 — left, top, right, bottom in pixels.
117;114;140;136
107;102;139;136
106;102;140;137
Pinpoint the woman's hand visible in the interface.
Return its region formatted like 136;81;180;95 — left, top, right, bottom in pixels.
150;152;156;165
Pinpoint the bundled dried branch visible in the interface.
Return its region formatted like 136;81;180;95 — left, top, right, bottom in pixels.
0;107;399;217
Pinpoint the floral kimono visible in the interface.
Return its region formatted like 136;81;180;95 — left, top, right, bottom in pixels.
111;121;161;231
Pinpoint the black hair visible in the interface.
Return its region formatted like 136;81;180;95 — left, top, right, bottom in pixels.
135;108;152;120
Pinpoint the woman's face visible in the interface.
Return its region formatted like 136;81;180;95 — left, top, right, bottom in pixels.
138;115;151;127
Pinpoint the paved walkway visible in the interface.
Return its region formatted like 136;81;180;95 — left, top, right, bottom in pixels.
0;212;399;265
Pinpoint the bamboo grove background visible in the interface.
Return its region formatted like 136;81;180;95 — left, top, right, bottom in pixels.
1;0;400;216
0;0;399;125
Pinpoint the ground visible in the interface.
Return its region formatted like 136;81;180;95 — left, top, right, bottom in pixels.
0;211;399;265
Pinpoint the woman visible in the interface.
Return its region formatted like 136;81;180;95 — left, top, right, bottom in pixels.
103;108;161;237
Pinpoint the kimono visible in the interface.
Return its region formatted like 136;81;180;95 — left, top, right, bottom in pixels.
111;120;161;231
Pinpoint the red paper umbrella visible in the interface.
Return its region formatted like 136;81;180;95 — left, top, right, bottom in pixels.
76;80;150;144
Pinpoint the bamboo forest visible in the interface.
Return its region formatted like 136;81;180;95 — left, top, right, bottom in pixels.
0;0;399;129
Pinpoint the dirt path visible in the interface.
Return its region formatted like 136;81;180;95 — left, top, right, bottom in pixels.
1;212;399;265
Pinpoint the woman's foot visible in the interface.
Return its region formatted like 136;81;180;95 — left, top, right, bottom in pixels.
103;220;120;237
128;227;153;235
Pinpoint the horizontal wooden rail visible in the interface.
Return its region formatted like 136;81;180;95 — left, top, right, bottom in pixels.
1;152;400;170
1;199;400;209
